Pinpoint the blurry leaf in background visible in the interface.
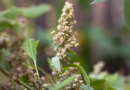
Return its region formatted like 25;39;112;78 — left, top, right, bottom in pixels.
87;27;113;51
124;0;130;30
23;38;39;61
96;72;108;79
52;56;61;72
0;7;22;19
35;27;53;45
0;4;51;19
22;4;50;18
107;73;118;84
0;3;51;32
78;0;90;9
90;0;106;4
84;26;118;56
106;73;125;90
90;80;116;90
80;84;94;90
92;72;125;90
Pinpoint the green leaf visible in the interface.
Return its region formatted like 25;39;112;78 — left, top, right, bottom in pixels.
67;50;76;55
80;84;94;90
107;73;118;84
97;72;108;79
1;7;22;19
47;75;75;90
23;38;39;61
90;0;106;4
22;4;50;18
90;80;116;90
69;64;90;89
52;56;61;72
107;73;124;90
124;0;130;30
23;38;39;75
47;58;53;70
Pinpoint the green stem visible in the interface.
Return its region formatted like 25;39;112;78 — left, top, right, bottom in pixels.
0;65;35;90
54;75;58;84
34;61;39;78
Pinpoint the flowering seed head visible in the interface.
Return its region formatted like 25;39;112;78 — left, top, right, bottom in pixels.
74;20;77;25
51;2;82;90
51;30;56;34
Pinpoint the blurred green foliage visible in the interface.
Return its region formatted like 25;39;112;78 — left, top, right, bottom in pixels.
91;72;125;90
124;0;130;30
0;4;50;31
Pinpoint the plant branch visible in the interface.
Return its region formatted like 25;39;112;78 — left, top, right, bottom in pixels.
34;61;39;79
0;65;35;90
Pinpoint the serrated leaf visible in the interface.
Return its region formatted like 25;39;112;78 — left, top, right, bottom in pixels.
23;38;39;61
47;75;75;90
22;4;50;18
124;0;130;30
80;84;94;90
69;64;90;89
90;0;106;4
52;56;61;72
90;80;116;90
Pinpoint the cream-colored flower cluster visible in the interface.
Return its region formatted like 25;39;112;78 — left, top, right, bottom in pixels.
51;2;83;90
51;2;79;68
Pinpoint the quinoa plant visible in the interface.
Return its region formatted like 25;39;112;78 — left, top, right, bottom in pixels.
0;1;116;90
51;2;83;90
